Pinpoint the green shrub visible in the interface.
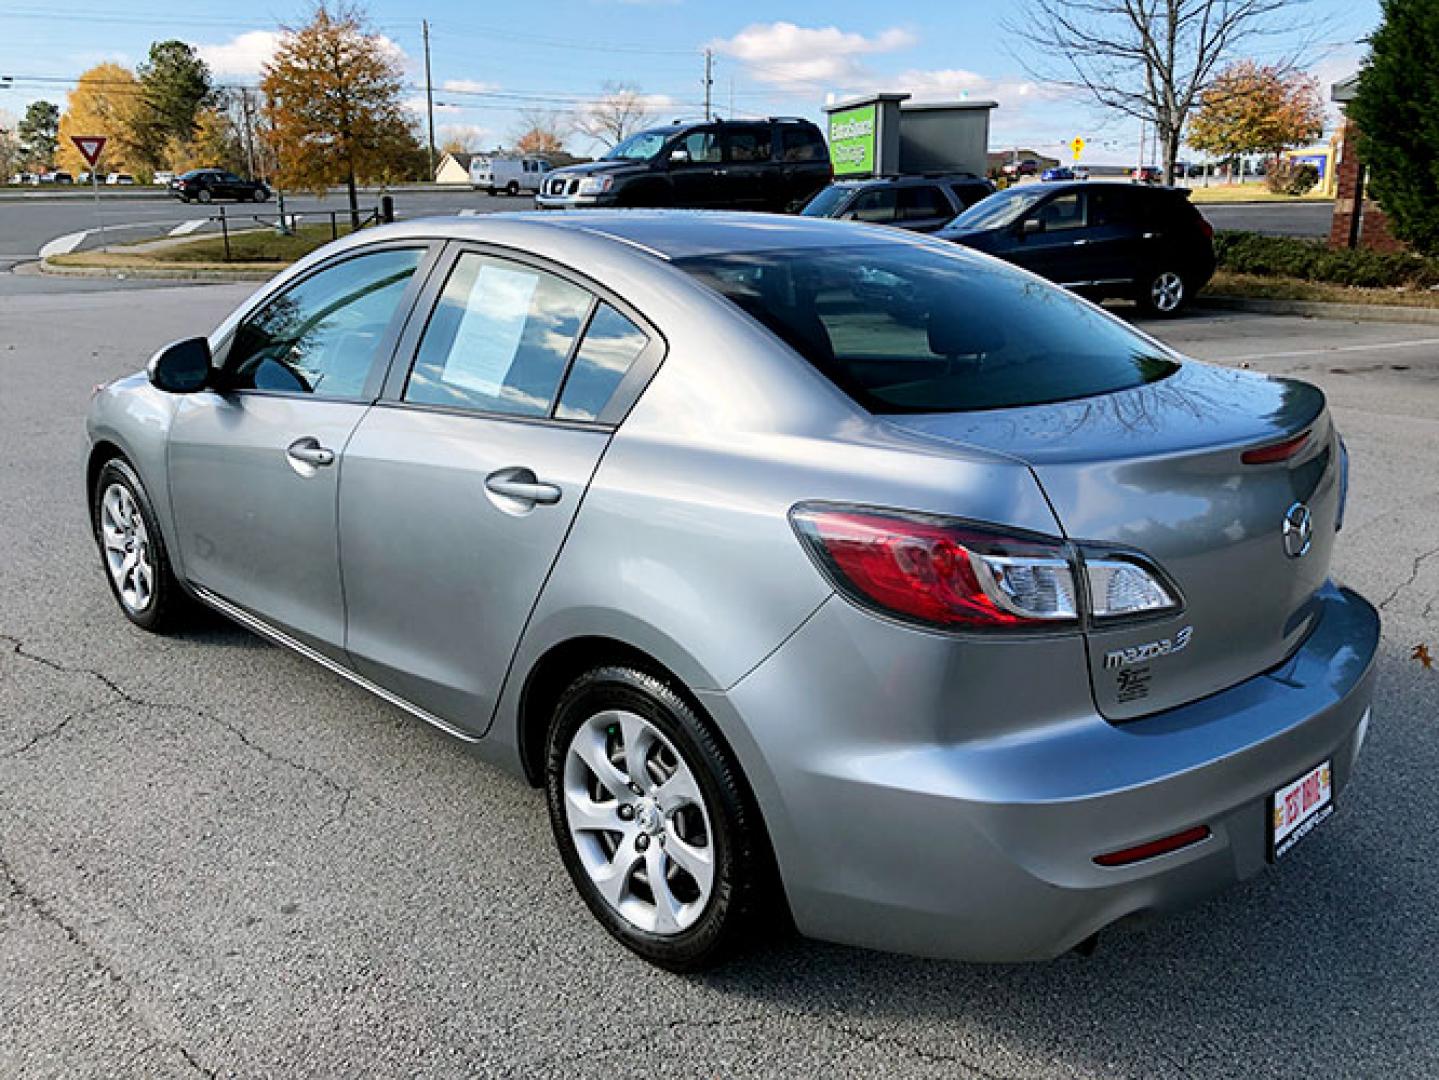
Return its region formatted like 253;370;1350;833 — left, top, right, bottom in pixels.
1264;160;1319;196
1213;230;1439;289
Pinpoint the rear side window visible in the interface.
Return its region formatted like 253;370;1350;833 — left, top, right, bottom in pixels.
897;185;951;222
781;125;827;162
405;253;592;417
556;304;649;421
677;245;1177;413
849;188;897;223
727;126;771;162
949;182;988;209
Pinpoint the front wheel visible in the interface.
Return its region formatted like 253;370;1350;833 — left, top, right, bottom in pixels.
1138;268;1189;316
92;458;189;632
545;666;771;971
506;180;520;196
252;187;269;203
196;188;213;204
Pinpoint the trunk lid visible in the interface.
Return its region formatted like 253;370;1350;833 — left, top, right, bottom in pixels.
887;362;1342;720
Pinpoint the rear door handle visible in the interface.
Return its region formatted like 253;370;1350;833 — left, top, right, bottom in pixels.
286;436;335;471
485;467;562;509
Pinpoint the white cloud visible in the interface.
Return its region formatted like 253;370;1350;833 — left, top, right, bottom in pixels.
441;78;500;95
195;31;283;78
404;95;463;117
710;22;916;90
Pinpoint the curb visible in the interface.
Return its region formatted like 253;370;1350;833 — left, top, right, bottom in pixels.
1196;294;1439;325
35;258;279;283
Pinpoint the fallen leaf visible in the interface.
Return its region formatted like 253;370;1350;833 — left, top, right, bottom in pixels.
1413;644;1434;671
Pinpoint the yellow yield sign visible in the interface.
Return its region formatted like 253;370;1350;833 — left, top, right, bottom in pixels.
1070;136;1086;162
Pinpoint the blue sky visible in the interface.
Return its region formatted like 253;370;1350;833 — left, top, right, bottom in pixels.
1;0;1382;164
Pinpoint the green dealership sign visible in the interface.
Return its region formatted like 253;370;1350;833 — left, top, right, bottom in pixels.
828;103;877;177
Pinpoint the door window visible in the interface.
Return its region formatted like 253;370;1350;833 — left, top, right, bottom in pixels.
781;126;826;162
1088;187;1140;227
678;129;722;164
949;182;988;209
405;253;593;417
1032;192;1086;232
555;304;649;421
849;188;898;223
224;247;424;398
897;185;951;222
726;126;771;163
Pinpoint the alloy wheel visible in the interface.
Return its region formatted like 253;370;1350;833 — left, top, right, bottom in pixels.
562;708;715;935
99;483;154;614
1150;271;1185;313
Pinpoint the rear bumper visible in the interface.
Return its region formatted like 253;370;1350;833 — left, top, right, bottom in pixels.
699;581;1378;962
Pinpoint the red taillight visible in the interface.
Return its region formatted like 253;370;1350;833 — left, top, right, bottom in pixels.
1094;825;1211;867
1241;430;1310;465
790;506;1079;630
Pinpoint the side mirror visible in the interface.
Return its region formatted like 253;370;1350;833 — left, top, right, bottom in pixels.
146;336;212;394
669;148;691;165
1020;217;1045;236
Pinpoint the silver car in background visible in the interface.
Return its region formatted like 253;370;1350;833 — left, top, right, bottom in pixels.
86;212;1378;971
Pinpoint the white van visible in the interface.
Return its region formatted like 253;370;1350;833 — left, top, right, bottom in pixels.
469;155;552;195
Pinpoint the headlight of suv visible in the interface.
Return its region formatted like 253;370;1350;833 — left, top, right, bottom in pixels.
577;176;614;195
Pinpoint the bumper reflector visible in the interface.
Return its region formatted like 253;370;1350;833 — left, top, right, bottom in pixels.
1094;825;1211;867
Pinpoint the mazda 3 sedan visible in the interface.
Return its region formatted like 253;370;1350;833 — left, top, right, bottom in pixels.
86;212;1378;971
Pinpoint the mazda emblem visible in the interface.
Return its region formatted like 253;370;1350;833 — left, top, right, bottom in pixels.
1282;502;1313;558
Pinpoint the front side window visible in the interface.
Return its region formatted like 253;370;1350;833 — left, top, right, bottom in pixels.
225;247;423;397
677;244;1177;413
849;188;897;223
897;186;950;221
405;253;592;417
1033;192;1086;232
678;129;722;164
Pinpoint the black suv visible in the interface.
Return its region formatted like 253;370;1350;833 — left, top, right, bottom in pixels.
535;118;831;212
169;169;270;204
938;181;1215;315
801;174;996;233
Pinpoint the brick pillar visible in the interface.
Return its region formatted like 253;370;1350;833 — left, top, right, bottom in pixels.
1328;117;1406;252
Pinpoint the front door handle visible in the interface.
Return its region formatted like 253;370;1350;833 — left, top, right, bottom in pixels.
1072;238;1091;246
286;436;335;472
485;467;562;510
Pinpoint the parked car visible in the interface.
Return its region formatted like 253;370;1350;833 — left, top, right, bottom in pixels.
106;173;136;185
1132;165;1164;184
1002;158;1040;178
801;173;996;233
87;211;1375;971
536;117;830;212
39;170;73;184
169;168;269;203
938;180;1216;315
470;155;551;195
76;171;93;184
153;170;175;185
1041;166;1077;182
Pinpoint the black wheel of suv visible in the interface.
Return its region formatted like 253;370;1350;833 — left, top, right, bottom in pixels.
91;458;189;633
1138;267;1189;316
196;188;212;204
545;666;770;971
252;187;268;203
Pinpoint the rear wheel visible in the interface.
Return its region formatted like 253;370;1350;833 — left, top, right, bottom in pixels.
506;180;520;196
1138;268;1188;316
252;187;268;202
196;188;213;204
92;458;189;632
544;666;769;971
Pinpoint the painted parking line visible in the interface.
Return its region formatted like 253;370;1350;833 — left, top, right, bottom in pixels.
1221;337;1439;364
38;230;90;258
169;219;209;236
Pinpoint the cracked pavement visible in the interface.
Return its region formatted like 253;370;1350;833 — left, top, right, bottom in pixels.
2;278;1437;1079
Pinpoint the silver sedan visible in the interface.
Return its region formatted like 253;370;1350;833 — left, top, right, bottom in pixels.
86;212;1378;970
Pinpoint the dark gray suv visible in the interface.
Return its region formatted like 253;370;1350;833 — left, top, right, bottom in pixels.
535;118;831;212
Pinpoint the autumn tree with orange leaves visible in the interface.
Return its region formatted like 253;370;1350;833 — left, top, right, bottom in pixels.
262;3;421;226
1188;61;1325;172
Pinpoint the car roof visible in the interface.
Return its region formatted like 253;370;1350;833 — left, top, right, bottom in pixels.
391;209;906;261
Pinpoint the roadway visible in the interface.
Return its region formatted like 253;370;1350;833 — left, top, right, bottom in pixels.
0;188;1334;272
1;271;1436;1078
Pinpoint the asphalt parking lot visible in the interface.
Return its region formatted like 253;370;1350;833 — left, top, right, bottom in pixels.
2;275;1437;1079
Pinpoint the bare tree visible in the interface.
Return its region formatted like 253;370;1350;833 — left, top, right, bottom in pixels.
573;82;654;150
1006;0;1316;184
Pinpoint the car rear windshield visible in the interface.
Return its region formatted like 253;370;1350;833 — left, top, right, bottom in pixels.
675;243;1178;413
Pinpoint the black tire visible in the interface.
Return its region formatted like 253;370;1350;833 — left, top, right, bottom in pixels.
544;666;771;972
506;180;520;196
252;187;269;203
91;458;189;633
196;188;212;204
1136;267;1190;317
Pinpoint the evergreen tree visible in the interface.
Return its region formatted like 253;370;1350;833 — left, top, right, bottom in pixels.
1350;0;1439;254
17;100;60;168
136;41;215;167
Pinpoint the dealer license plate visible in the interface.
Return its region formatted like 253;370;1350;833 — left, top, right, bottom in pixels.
1271;760;1333;860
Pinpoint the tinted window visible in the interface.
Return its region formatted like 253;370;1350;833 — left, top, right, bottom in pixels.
949;182;989;209
801;186;853;217
405;253;592;417
556;304;649;421
677;245;1177;413
897;185;951;221
226;248;423;397
849;188;897;223
679;129;722;164
1089;187;1141;226
781;126;826;162
1034;191;1085;231
727;126;771;162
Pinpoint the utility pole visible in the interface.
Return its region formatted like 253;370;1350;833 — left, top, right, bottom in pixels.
422;19;436;180
702;48;713;121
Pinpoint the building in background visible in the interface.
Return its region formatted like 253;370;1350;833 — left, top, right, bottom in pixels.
434;151;474;185
823;93;997;179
